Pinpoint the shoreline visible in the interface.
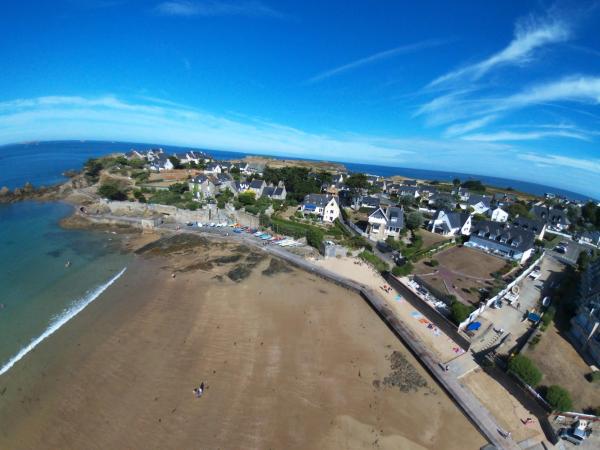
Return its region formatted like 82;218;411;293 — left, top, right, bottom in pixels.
0;230;485;449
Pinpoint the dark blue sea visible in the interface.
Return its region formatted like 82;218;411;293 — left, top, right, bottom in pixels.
0;140;592;202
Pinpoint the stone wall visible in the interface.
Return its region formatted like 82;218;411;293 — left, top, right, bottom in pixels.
98;200;260;228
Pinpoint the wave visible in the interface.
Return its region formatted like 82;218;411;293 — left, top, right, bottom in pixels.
0;267;127;377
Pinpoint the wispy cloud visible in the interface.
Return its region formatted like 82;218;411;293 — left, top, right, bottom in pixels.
417;75;600;128
429;15;571;86
519;153;600;174
154;0;284;18
462;129;590;142
444;115;498;136
306;39;449;84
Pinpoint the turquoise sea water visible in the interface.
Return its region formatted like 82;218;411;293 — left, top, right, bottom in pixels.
0;202;130;375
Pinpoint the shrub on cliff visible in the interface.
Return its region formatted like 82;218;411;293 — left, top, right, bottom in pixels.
98;182;127;201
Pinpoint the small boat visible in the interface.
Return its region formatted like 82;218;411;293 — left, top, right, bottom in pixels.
65;260;71;268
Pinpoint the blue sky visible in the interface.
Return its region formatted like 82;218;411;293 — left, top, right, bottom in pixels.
1;1;600;197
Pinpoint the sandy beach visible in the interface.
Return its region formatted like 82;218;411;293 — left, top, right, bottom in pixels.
0;233;485;450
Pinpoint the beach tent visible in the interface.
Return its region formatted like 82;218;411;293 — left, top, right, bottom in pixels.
466;322;481;331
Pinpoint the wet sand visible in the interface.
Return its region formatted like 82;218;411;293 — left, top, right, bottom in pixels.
0;235;485;449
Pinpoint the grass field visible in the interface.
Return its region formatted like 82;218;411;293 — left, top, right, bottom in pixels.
525;324;600;412
415;229;451;249
414;246;507;305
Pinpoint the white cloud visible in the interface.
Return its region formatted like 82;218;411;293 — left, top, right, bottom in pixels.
519;153;600;174
306;39;449;84
430;15;571;86
444;115;498;136
462;129;590;142
154;0;283;18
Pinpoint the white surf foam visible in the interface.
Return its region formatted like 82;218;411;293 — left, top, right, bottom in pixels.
0;267;127;377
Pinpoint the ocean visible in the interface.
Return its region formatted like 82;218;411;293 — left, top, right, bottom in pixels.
0;147;131;375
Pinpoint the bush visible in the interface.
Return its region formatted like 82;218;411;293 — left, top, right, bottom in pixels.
98;182;127;201
427;259;439;267
508;354;542;386
359;251;389;273
540;306;556;330
133;189;146;203
450;301;474;325
238;191;256;206
306;228;324;250
544;385;573;411
588;371;600;384
392;262;413;277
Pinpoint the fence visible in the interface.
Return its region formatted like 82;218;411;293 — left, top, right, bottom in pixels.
458;251;546;330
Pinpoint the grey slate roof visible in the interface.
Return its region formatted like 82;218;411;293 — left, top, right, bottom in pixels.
470;221;535;252
361;196;380;208
468;194;491;208
386;206;404;228
402;179;418;186
249;179;265;189
512;217;545;235
530;205;571;227
262;186;276;197
303;194;337;208
433;210;470;229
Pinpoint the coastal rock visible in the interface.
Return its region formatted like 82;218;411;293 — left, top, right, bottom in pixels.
375;351;430;394
0;186;9;196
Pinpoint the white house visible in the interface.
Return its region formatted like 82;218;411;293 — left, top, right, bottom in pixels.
300;194;340;223
204;162;222;175
489;207;509;223
262;184;287;201
462;194;491;215
149;155;174;172
466;221;535;264
429;210;472;236
248;179;266;197
367;206;405;241
188;174;216;199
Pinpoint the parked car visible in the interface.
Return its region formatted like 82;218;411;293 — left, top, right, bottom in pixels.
554;245;567;254
558;427;585;446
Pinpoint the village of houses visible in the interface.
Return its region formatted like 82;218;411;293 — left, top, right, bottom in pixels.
99;146;600;448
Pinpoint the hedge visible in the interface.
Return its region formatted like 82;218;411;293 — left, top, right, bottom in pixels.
544;385;573;411
508;354;542;386
359;251;389;273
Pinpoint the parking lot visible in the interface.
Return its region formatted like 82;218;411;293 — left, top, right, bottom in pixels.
546;236;592;265
470;256;566;353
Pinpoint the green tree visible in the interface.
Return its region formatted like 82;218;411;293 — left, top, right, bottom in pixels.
508;354;542;386
238;191;256;206
544;385;573;411
508;202;532;219
405;211;424;230
84;158;103;182
133;189;146;203
577;251;590;272
452;178;461;187
306;228;323;250
168;156;182;169
460;180;486;192
98;182;127;201
450;302;474;325
168;182;189;194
